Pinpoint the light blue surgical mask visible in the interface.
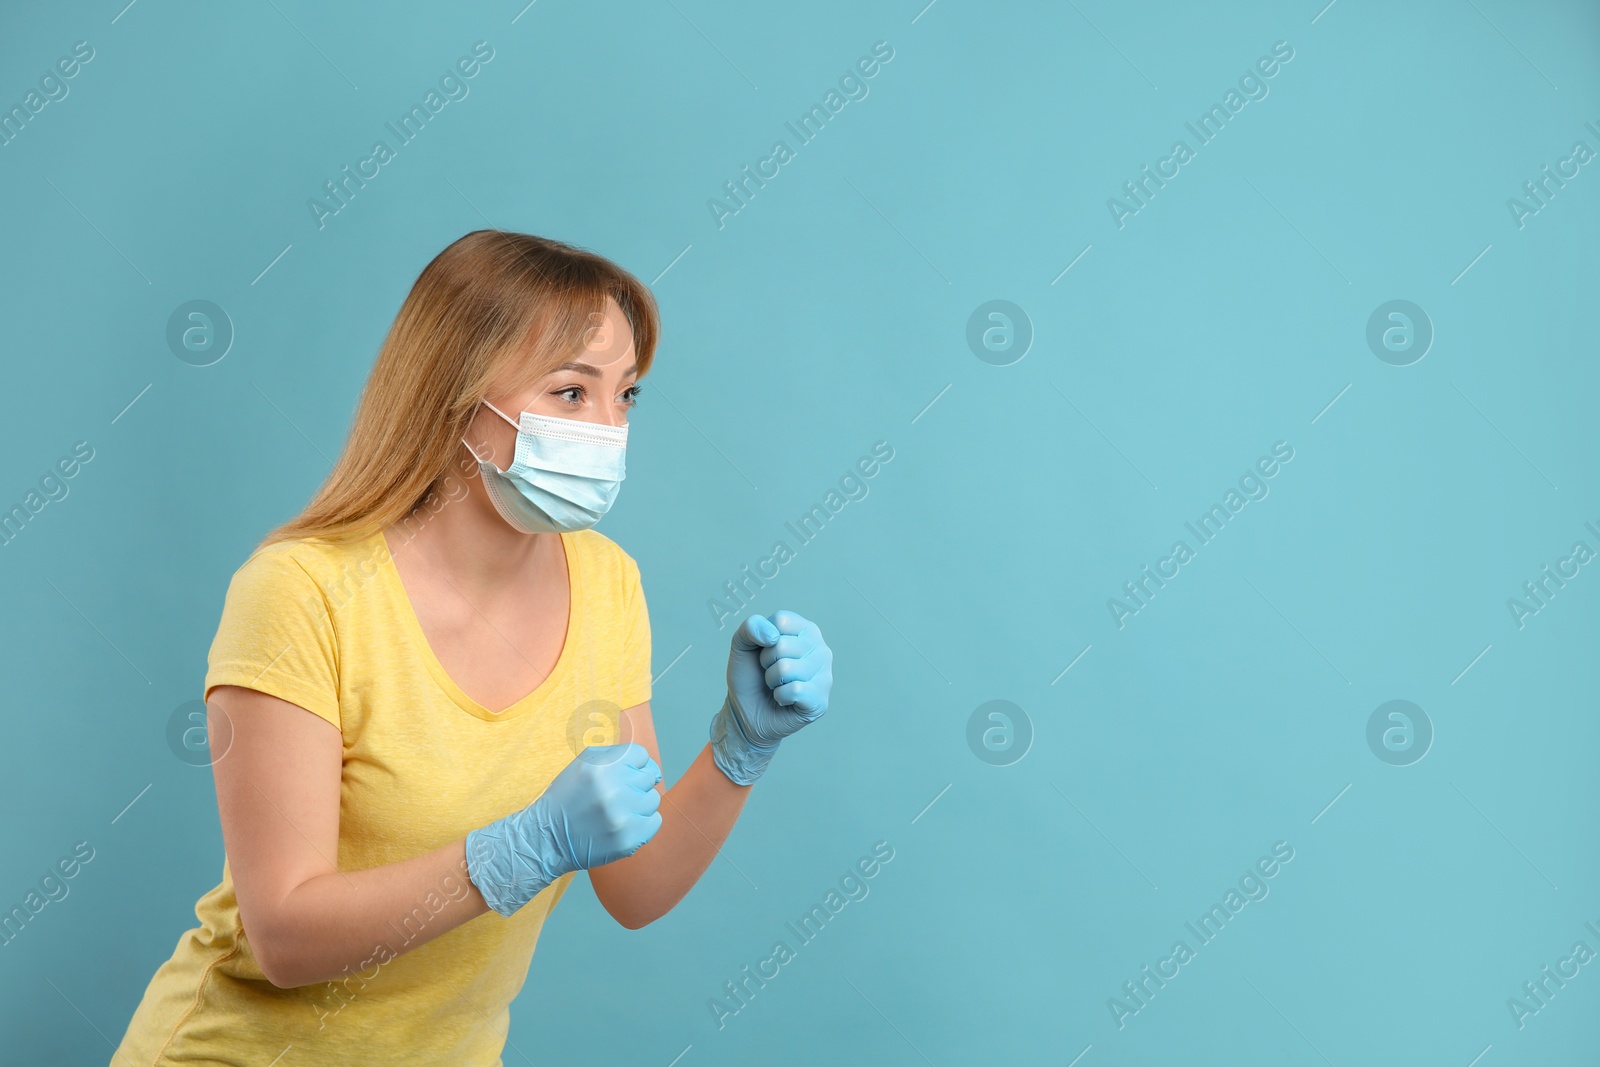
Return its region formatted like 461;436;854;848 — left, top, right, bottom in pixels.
463;400;628;534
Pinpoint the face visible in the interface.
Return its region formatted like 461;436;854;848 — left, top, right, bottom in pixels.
464;295;641;469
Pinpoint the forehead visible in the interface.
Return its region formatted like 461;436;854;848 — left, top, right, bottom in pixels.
576;295;635;367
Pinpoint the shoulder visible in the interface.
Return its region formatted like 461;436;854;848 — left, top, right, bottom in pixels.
565;529;644;602
227;533;387;607
565;528;640;577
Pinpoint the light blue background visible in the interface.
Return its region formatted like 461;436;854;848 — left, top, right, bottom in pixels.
2;1;1597;1064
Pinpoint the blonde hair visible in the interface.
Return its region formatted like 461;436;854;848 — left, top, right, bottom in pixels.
259;230;658;550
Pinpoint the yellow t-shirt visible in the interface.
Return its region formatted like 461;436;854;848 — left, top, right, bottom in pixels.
113;527;651;1066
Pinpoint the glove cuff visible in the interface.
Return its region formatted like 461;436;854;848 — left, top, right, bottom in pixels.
709;694;779;786
465;808;566;918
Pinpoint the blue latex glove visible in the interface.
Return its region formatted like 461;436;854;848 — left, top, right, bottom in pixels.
709;610;834;785
466;742;663;917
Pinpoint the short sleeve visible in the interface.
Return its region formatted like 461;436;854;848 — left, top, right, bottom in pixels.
617;552;652;710
204;544;342;731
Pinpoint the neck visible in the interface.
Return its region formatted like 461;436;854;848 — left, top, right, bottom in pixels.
384;446;553;595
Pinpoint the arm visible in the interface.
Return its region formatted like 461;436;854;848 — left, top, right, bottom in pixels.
589;609;834;929
208;684;491;989
588;703;750;929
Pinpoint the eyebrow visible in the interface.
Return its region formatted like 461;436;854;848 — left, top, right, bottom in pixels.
552;360;639;378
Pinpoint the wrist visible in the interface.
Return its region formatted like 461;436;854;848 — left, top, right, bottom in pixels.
709;694;778;786
466;805;568;918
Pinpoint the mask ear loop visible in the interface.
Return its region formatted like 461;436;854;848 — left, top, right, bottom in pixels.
481;399;522;429
461;400;522;466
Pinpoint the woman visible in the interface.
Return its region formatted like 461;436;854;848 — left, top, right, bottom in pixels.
113;230;834;1065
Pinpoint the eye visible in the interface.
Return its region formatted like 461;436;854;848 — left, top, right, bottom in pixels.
621;384;643;407
553;385;584;405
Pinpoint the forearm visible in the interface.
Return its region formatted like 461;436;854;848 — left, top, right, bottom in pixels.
588;742;751;928
252;838;490;988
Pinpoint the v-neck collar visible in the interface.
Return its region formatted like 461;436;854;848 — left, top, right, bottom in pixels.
374;529;578;722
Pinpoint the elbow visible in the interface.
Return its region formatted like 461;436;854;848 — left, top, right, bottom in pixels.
244;918;317;989
251;932;309;989
253;944;298;989
591;868;677;929
595;893;663;931
260;964;301;990
605;902;660;930
259;948;339;990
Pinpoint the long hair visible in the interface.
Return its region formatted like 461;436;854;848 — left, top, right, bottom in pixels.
258;230;659;550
